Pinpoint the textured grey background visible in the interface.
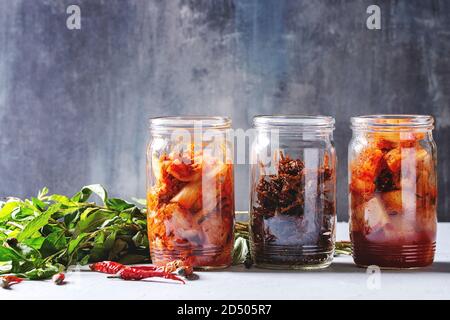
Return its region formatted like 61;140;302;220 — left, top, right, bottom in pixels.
0;0;449;221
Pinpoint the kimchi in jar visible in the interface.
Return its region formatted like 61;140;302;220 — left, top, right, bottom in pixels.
250;116;337;269
349;115;437;268
147;116;234;270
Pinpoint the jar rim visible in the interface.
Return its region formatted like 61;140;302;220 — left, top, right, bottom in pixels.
149;116;231;129
351;114;434;130
253;115;335;130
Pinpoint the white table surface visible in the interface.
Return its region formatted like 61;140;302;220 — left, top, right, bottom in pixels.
2;222;449;300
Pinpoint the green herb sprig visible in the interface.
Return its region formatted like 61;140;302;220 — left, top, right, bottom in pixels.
0;185;148;279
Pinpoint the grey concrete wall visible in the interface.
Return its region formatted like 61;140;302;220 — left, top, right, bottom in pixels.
0;0;449;221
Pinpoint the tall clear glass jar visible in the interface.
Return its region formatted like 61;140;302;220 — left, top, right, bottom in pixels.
349;115;437;268
147;116;234;270
249;115;337;269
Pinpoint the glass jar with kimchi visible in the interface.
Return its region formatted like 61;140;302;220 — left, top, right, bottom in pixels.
147;116;234;270
249;115;337;269
349;115;437;268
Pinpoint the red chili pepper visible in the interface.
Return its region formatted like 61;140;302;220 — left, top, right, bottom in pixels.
89;261;126;274
130;266;158;271
90;261;184;283
52;273;65;285
1;275;23;289
90;261;158;274
115;267;185;284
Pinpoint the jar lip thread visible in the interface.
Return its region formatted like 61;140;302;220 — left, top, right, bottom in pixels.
351;114;434;130
150;116;231;130
253;115;335;131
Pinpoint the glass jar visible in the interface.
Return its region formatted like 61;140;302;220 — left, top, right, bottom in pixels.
249;115;337;269
349;115;437;268
147;116;234;270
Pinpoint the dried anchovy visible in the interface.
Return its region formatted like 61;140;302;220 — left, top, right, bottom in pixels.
253;152;333;218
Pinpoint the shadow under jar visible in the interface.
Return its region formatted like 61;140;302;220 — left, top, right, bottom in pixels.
147;116;235;270
249;115;337;270
349;115;437;269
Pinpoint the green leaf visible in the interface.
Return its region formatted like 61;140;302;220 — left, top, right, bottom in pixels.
40;230;67;256
49;194;78;207
79;207;99;221
68;232;89;255
11;207;35;221
24;263;63;280
132;231;147;248
72;184;108;204
37;187;49;200
103;231;117;250
79;254;90;266
63;209;81;227
31;197;46;211
88;231;108;261
100;216;121;229
0;261;12;274
23;237;46;251
0;231;8;241
41;223;63;236
8;242;42;261
0;201;21;221
71;189;91;203
16;204;61;242
0;246;21;262
121;206;145;221
131;197;147;206
3;229;19;239
0;245;39;275
105;198;135;211
73;209;115;236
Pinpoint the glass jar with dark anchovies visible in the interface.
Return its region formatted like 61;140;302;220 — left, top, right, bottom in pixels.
249;115;336;269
